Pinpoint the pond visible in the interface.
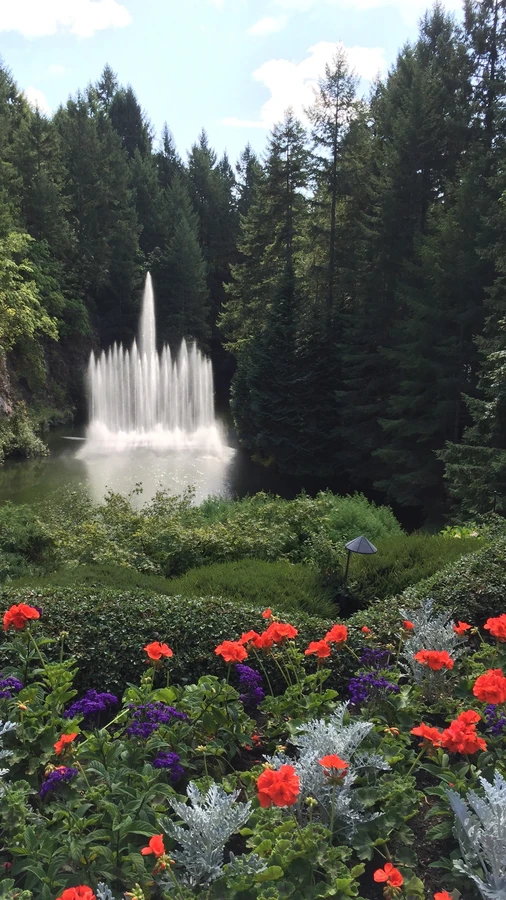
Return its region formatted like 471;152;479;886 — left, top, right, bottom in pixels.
0;416;340;509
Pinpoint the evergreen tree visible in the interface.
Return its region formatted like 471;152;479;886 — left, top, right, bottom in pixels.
235;144;263;218
156;124;183;190
109;85;152;158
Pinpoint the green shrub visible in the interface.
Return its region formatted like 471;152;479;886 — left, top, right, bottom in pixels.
0;586;339;695
167;559;337;617
348;533;483;605
399;538;506;626
0;503;56;578
9;563;176;594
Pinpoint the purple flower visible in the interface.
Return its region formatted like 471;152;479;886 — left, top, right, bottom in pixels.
126;702;188;739
40;766;78;799
236;664;264;709
484;704;506;736
64;690;119;722
0;675;23;699
153;751;184;780
348;672;399;707
360;648;392;669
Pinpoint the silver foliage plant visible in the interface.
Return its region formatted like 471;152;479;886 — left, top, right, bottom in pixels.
267;703;389;834
399;598;464;683
161;782;252;887
96;886;114;900
0;720;16;795
448;771;506;900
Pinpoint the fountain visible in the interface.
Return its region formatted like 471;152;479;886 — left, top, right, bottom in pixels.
83;273;227;456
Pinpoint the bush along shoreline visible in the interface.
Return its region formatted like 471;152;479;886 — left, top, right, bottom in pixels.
2;601;506;898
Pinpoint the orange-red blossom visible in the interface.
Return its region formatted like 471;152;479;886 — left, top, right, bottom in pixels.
373;862;403;888
305;640;331;659
55;888;96;900
257;765;300;808
414;650;454;671
473;669;506;705
484;614;506;641
144;642;173;661
141;835;165;858
412;710;486;755
214;640;248;663
54;733;78;756
3;603;40;632
324;624;348;644
453;621;472;636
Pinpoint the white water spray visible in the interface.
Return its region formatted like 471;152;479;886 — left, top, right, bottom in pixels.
84;273;228;455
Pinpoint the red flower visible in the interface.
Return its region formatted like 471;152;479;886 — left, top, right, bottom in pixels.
441;710;486;755
257;765;300;808
453;621;472;636
473;669;506;705
484;614;506;642
434;893;453;900
214;640;248;663
3;603;40;632
373;862;403;887
263;622;298;644
414;650;454;671
54;733;78;756
305;640;331;659
141;834;165;858
144;642;173;661
361;626;371;634
56;889;96;900
255;631;275;650
403;620;414;631
262;608;272;619
411;723;443;747
319;754;348;773
324;624;348;644
238;630;262;646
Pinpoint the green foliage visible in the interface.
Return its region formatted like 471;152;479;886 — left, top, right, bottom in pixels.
0;232;58;353
167;559;337;618
347;533;482;605
0;402;49;467
0;587;333;694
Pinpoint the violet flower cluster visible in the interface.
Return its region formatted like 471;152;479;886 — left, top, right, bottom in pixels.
484;704;506;736
359;648;392;670
348;672;399;707
153;750;184;780
0;674;23;700
64;689;119;722
126;702;188;739
40;766;78;799
236;665;264;709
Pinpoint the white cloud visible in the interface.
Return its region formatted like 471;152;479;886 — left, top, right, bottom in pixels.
209;0;224;7
0;0;132;40
272;0;462;23
48;64;66;76
23;86;51;115
224;41;387;129
249;15;287;37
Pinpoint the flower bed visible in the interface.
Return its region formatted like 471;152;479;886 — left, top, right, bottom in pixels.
1;599;506;899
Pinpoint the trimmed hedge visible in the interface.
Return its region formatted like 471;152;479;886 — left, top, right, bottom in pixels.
166;559;337;617
10;563;175;595
347;533;483;605
398;539;506;626
0;586;343;695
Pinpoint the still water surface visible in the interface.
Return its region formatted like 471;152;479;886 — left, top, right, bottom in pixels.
0;419;335;509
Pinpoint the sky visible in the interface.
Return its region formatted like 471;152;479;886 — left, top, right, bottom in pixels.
0;0;464;165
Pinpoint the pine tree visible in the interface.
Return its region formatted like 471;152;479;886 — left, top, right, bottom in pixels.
235;144;263;218
109;85;152;158
156;124;183;190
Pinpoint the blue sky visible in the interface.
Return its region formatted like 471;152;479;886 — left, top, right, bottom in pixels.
1;0;463;165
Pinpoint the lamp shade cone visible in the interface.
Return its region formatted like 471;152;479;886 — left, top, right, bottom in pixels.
345;536;377;555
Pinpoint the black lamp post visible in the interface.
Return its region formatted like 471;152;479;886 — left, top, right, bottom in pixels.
343;536;378;589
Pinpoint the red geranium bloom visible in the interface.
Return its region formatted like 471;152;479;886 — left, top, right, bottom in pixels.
257;765;300;808
3;603;40;632
54;733;78;756
473;669;506;705
214;640;248;663
262;608;272;619
441;710;486;755
305;640;331;659
373;862;403;888
141;834;165;858
414;650;454;671
484;614;506;641
434;893;453;900
403;620;414;631
411;723;443;747
263;622;298;644
453;622;472;636
324;624;348;644
361;626;371;634
319;754;348;773
56;888;96;900
144;642;173;661
255;631;275;650
238;630;262;646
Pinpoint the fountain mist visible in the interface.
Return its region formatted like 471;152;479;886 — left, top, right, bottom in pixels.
84;274;226;454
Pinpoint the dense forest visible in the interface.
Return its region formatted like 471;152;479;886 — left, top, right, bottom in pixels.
1;0;506;518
